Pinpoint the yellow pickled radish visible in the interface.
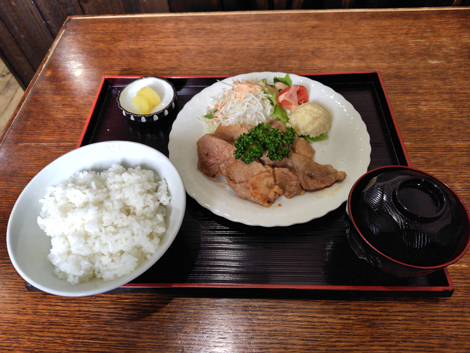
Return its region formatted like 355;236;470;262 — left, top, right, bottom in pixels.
140;86;161;108
132;95;148;114
132;95;144;113
132;86;161;114
139;94;150;114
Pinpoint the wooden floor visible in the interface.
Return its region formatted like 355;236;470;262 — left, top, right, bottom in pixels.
0;59;24;136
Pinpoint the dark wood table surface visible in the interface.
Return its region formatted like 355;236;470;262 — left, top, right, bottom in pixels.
1;8;469;352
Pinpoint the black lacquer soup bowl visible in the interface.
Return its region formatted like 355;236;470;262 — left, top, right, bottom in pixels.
346;166;470;277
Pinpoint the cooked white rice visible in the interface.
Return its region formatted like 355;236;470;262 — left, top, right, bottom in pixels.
37;164;171;285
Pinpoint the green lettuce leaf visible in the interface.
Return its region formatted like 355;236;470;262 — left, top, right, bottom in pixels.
261;87;289;124
274;74;292;87
303;133;329;143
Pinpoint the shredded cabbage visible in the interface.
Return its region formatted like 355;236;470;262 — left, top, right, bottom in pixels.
199;80;274;133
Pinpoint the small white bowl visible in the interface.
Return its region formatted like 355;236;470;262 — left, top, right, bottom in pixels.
117;77;177;123
7;141;186;296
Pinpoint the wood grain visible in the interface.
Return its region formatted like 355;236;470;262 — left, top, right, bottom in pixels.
0;61;24;133
0;8;42;89
169;0;223;12
122;0;171;13
0;0;54;69
1;9;470;352
1;1;468;89
223;0;270;11
33;0;84;36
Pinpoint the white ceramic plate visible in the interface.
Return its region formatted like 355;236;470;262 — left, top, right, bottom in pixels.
169;72;371;227
7;141;186;296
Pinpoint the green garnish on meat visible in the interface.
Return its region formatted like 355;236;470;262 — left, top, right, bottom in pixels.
234;123;297;164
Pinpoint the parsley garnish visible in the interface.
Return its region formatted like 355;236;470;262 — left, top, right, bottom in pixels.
234;123;297;164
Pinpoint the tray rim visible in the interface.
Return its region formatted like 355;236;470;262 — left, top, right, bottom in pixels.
121;266;453;295
71;72;453;296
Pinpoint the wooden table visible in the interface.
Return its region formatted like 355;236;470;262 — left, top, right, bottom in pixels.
1;8;469;352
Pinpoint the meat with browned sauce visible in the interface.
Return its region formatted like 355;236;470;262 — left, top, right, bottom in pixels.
197;133;284;207
196;120;346;207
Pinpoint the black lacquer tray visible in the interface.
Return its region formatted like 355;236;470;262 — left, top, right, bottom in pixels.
27;72;454;297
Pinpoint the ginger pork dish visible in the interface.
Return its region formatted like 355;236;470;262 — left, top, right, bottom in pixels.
196;74;346;208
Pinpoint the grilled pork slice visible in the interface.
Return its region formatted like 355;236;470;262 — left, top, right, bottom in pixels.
248;170;283;207
226;168;283;208
261;152;346;191
197;134;283;207
213;124;251;144
222;158;267;183
274;168;304;199
289;153;346;191
267;119;287;131
197;134;237;178
291;137;315;160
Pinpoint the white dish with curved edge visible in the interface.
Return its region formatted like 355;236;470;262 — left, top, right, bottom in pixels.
7;141;186;296
169;72;371;227
117;77;177;123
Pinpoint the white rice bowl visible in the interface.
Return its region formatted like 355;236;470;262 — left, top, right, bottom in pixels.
7;141;186;297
